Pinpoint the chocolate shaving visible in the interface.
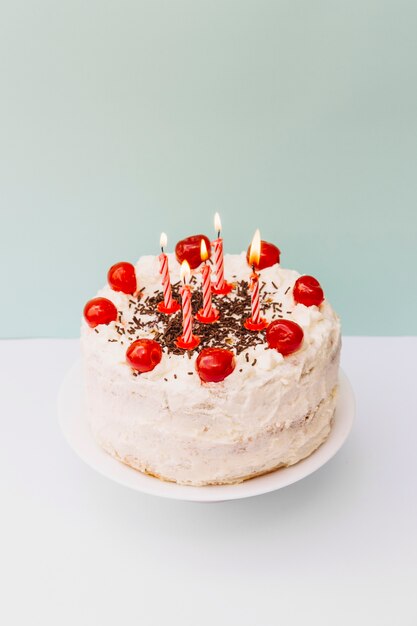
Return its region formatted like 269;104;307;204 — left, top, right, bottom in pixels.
109;278;287;356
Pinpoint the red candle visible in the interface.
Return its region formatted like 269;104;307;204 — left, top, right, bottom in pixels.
157;233;180;315
175;261;200;350
212;213;233;295
244;229;268;331
196;239;219;324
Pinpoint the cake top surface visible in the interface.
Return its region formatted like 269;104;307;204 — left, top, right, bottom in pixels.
81;252;340;389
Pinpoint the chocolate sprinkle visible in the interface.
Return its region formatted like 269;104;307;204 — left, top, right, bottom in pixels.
113;279;290;356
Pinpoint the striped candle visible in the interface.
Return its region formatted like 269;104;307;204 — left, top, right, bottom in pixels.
201;263;213;318
157;233;180;315
175;260;200;349
213;236;225;291
196;239;219;323
250;272;261;323
159;252;174;310
212;213;233;296
244;229;268;331
180;284;193;344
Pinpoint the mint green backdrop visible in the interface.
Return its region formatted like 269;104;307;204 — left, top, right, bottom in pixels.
1;0;416;338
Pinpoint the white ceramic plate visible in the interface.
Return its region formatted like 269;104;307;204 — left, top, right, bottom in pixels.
58;362;355;502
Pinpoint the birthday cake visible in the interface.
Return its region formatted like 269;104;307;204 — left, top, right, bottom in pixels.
81;229;341;486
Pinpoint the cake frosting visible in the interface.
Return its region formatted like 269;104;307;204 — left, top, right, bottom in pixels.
81;252;341;486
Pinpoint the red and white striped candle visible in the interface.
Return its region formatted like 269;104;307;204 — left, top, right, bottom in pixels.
244;229;268;331
200;239;214;316
176;260;200;349
180;282;193;343
201;263;213;317
159;233;174;309
157;233;180;315
196;239;219;323
213;212;225;291
212;212;233;295
249;271;261;323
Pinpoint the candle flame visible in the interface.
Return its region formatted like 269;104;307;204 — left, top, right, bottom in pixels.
180;259;191;284
200;238;209;262
249;229;261;267
160;232;167;249
214;212;222;235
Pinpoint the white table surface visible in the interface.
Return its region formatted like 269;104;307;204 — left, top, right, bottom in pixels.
1;337;416;626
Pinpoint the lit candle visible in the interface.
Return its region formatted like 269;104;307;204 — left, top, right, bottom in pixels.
212;212;233;295
244;229;268;331
175;260;200;350
196;239;219;323
157;233;180;314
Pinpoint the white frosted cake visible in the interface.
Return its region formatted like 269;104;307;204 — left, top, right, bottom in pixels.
81;242;341;486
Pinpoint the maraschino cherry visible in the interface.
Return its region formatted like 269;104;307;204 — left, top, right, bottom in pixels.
246;240;280;270
83;298;118;328
293;275;324;307
126;339;163;373
108;262;137;295
266;320;304;356
196;348;235;383
175;235;212;270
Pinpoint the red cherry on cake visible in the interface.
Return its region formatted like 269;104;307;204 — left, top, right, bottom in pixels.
126;339;163;373
293;275;324;307
175;234;212;270
196;348;236;383
246;240;280;270
266;320;304;356
83;297;118;328
108;262;137;295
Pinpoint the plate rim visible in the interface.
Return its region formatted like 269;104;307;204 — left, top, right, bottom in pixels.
58;362;355;502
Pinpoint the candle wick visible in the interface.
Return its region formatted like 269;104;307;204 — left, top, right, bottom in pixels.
217;230;220;239
161;246;164;253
